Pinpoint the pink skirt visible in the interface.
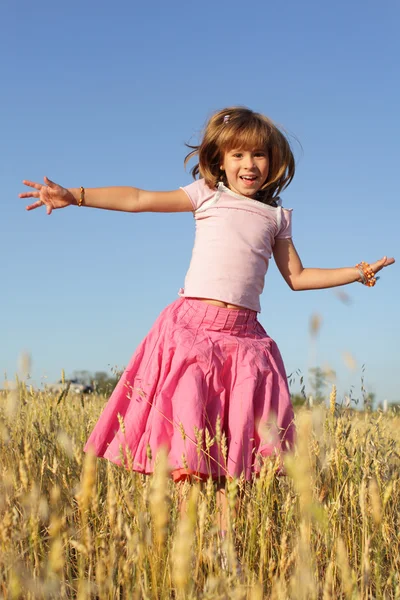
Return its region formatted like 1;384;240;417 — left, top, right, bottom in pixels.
84;297;295;481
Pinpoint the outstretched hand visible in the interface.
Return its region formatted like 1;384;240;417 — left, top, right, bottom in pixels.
19;177;75;215
369;256;395;277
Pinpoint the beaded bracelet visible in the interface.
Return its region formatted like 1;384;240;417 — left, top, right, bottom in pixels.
78;186;85;207
356;262;376;287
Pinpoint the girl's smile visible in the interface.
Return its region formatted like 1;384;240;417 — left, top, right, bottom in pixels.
221;149;269;198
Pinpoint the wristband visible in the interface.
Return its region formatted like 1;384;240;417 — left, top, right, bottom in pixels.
78;186;85;207
356;262;376;287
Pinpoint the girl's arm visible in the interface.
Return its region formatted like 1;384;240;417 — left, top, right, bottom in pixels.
19;177;193;215
273;238;395;290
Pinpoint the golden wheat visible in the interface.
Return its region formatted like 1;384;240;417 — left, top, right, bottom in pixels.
0;382;399;598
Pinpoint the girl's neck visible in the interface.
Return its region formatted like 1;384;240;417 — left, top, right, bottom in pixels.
219;181;279;207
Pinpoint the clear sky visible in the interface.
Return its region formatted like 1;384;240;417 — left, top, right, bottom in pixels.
1;0;399;405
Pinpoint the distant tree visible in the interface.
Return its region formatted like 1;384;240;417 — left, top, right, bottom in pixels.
71;370;119;395
363;391;375;412
291;393;307;407
71;370;92;385
309;367;336;405
92;371;119;395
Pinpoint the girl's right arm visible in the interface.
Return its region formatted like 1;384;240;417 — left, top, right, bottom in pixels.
19;177;193;215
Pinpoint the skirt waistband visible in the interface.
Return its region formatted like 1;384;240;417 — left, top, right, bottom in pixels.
178;297;260;335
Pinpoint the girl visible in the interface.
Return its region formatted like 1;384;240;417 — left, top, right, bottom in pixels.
20;107;394;487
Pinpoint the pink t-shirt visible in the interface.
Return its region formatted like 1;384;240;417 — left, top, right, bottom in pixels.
180;179;293;312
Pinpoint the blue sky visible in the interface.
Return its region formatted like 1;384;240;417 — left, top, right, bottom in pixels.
1;0;399;405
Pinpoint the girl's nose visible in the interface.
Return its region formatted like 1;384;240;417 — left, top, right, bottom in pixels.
243;154;256;168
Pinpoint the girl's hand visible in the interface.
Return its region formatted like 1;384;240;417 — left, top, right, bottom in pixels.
369;256;395;277
19;176;75;215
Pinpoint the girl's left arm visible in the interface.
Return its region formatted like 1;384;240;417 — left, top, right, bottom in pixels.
273;238;395;291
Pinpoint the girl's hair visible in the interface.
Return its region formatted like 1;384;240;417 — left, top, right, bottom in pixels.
184;106;296;201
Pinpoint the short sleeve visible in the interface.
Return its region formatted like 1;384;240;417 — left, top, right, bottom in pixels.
276;208;293;239
180;179;215;211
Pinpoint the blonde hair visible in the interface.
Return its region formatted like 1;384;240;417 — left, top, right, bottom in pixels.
184;106;296;201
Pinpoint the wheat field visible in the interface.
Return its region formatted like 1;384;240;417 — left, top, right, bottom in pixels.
0;382;399;599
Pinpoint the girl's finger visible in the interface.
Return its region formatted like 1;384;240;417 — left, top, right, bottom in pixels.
26;200;45;211
382;257;395;267
371;256;395;273
19;191;40;199
44;176;57;188
22;179;43;190
376;257;387;270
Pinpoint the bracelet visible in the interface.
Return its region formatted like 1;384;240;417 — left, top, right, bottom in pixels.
356;262;376;287
78;186;85;207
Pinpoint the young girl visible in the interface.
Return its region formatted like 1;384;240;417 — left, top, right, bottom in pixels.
20;106;394;486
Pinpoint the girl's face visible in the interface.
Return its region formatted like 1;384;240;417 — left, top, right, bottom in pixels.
220;148;269;198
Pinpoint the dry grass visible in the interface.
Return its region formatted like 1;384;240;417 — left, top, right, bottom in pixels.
0;383;399;599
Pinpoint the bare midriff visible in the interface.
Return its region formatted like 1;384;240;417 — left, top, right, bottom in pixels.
193;297;248;311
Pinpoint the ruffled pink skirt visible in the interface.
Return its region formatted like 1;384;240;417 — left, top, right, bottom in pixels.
84;298;295;481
